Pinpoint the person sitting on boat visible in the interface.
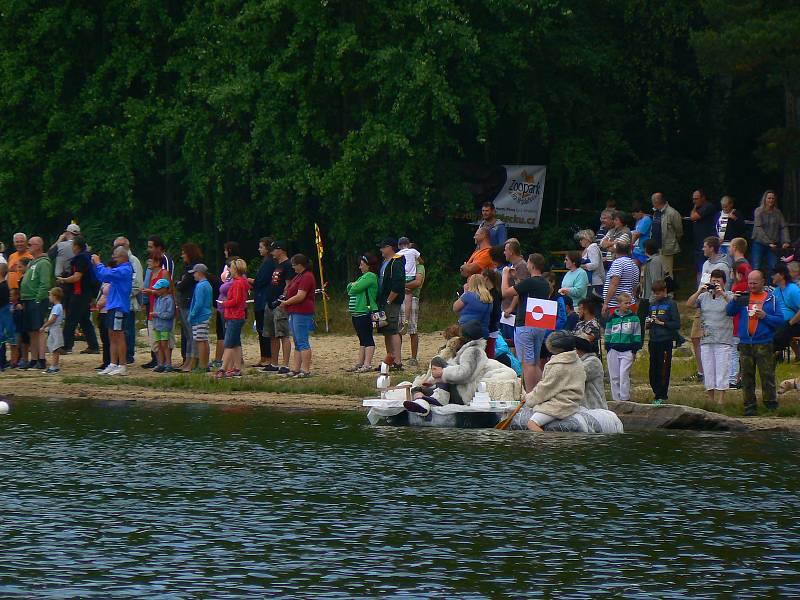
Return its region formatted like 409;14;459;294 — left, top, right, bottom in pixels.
513;330;585;431
575;333;607;409
405;320;517;415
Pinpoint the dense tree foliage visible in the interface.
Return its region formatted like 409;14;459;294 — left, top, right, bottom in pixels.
1;0;797;288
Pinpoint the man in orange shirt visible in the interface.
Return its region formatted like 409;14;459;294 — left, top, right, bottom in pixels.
460;226;494;278
7;233;32;290
7;232;32;367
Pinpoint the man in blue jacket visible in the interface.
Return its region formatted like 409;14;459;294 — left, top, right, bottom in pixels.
92;246;133;377
726;270;785;415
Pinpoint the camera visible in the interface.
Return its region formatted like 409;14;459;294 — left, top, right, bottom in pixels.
705;283;718;291
645;316;654;327
269;295;285;310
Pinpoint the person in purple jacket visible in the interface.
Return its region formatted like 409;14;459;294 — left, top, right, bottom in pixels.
92;246;133;376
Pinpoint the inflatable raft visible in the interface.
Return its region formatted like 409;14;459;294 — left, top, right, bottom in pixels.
364;398;624;432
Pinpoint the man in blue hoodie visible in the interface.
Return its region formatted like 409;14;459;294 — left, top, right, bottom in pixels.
92;246;133;376
726;270;785;415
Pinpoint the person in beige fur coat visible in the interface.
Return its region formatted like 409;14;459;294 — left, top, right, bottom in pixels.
520;330;585;431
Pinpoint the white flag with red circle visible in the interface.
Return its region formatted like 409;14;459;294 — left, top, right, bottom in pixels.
524;298;558;329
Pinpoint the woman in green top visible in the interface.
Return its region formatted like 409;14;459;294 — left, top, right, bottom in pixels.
346;256;379;372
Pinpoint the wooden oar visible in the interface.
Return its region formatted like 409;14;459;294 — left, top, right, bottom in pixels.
495;398;526;430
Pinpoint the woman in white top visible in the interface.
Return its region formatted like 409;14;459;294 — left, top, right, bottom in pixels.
575;229;605;299
686;269;735;404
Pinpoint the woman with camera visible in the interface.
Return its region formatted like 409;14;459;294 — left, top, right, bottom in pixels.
686;269;735;403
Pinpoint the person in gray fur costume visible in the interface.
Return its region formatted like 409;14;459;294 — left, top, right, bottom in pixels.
575;334;608;409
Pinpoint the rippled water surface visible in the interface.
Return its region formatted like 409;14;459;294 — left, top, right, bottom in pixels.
1;397;800;598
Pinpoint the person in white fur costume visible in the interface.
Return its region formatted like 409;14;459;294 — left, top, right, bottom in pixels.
404;320;519;415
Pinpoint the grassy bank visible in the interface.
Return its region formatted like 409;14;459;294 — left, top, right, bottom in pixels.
62;373;377;398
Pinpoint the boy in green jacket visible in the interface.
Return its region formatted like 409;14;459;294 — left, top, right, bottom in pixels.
604;292;642;401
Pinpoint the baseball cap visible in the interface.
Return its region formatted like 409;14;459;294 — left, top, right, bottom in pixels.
66;224;81;235
188;263;208;275
398;236;410;246
378;237;398;249
153;278;170;290
269;240;288;252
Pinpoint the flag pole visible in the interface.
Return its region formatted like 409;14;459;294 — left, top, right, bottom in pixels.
314;223;330;332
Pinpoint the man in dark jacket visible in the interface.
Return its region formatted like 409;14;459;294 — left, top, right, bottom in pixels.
377;238;406;370
726;270;785;415
56;236;100;355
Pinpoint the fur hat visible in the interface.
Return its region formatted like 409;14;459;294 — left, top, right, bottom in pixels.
460;320;483;342
574;332;595;353
545;330;576;354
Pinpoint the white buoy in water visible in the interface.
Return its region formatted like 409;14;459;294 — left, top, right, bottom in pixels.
0;400;9;415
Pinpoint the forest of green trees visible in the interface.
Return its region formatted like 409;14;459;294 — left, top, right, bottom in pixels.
1;0;798;288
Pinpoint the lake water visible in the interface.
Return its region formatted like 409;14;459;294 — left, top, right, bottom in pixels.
1;397;799;598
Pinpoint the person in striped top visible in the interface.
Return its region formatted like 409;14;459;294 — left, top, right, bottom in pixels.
602;242;640;318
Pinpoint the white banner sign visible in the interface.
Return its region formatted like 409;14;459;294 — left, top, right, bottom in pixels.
492;165;546;229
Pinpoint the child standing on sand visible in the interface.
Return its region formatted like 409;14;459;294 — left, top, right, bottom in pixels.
151;279;175;373
40;287;64;374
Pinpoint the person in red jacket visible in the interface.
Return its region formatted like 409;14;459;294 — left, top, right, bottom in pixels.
217;258;251;379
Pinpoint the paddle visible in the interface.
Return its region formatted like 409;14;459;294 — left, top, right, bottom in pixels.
495;398;526;430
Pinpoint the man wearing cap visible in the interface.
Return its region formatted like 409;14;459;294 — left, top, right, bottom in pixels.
49;223;81;279
377;238;406;369
188;263;213;372
93;246;133;376
261;240;294;374
20;236;53;370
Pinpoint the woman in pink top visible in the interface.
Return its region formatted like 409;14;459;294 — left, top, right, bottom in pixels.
216;258;251;379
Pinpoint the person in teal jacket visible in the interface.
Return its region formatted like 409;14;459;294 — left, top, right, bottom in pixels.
346;256;379;372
